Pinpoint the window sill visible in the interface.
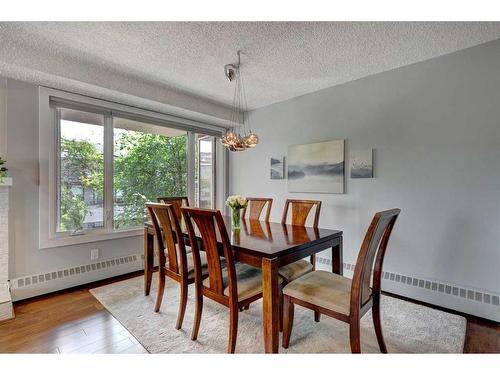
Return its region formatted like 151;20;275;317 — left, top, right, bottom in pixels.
39;228;143;249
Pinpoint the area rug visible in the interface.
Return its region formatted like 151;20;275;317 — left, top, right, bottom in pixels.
90;275;466;353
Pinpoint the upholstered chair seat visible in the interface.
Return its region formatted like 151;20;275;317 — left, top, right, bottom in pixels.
166;251;208;280
203;263;284;301
283;270;366;316
278;260;314;283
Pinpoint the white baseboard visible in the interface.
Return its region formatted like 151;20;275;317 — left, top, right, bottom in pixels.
316;256;500;323
10;253;144;302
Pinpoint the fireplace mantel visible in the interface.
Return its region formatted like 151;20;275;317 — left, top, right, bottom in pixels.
0;177;13;321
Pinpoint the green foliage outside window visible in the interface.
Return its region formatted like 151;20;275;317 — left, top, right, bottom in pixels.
59;132;187;231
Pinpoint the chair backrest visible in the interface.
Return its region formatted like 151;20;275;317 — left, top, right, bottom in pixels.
146;202;189;277
182;208;238;302
242;197;273;221
156;196;190;223
350;209;401;308
281;199;321;227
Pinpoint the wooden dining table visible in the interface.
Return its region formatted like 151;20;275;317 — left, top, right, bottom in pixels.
143;216;343;353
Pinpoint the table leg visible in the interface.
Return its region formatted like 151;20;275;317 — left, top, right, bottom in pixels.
332;236;343;276
262;257;280;353
144;227;154;296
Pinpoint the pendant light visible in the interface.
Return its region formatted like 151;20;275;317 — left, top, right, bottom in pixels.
221;50;259;152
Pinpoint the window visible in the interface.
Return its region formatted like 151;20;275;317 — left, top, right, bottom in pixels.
195;134;215;208
40;88;226;248
113;118;187;229
58;108;104;233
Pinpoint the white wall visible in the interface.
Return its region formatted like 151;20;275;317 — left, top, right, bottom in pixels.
230;40;500;321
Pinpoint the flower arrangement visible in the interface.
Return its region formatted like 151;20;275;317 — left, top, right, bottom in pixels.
225;195;248;210
225;195;248;230
0;157;7;183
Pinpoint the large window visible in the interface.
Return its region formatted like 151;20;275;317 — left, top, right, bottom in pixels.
50;102;223;244
57;111;190;234
39;89;226;248
113;118;187;229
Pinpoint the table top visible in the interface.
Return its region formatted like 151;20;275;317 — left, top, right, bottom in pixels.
145;215;342;259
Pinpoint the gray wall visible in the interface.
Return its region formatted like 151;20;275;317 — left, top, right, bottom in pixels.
230;40;500;320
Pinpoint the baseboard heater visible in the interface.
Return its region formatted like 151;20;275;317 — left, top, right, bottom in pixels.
316;256;499;323
10;253;144;302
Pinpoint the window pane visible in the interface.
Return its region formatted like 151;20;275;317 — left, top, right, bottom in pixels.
195;134;214;209
58;108;104;232
113;117;187;229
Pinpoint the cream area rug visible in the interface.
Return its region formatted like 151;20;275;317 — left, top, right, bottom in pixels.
90;275;466;354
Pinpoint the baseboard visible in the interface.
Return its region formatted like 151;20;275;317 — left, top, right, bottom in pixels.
316;256;500;323
10;253;144;302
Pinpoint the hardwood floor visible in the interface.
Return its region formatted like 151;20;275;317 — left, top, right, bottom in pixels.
0;272;148;354
0;271;498;353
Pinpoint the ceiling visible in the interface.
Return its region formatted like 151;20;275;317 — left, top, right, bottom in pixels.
1;22;500;110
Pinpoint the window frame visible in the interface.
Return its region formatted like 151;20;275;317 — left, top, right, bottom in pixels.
38;87;227;249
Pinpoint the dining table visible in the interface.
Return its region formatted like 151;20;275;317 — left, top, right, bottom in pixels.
143;216;343;353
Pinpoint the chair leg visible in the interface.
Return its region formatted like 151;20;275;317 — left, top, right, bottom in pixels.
282;295;294;349
279;291;283;332
372;294;387;353
314;311;321;322
228;304;239;353
309;255;318;325
175;279;188;330
310;254;316;270
349;318;361;353
191;285;203;341
154;269;166;313
244;304;250;310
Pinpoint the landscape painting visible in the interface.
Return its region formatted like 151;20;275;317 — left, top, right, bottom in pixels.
288;139;345;193
270;156;285;179
351;149;373;178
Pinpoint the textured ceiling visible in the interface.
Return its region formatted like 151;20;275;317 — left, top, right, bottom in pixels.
1;22;500;110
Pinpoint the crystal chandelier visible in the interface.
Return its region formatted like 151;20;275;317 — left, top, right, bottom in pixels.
221;50;259;152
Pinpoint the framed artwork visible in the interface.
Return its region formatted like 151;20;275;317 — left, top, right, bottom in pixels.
270;156;285;179
288;139;345;193
351;149;373;178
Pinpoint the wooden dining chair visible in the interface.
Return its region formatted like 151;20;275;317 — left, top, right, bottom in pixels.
282;208;401;353
278;199;322;283
146;202;209;330
182;207;283;353
241;197;273;221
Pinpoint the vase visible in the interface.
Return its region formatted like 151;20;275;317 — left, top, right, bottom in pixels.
231;207;241;230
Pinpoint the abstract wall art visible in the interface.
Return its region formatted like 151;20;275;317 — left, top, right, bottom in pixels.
270;156;285;179
351;149;374;178
288;139;345;193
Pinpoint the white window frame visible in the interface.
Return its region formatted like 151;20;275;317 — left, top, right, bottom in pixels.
38;87;227;249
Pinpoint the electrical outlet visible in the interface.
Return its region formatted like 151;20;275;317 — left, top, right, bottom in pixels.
90;248;99;260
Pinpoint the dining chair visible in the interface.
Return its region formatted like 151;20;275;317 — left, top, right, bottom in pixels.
282;208;401;353
241;197;273;221
182;207;284;353
146;202;209;330
278;199;322;283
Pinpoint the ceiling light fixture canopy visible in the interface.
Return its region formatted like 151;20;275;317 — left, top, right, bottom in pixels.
221;50;259;152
